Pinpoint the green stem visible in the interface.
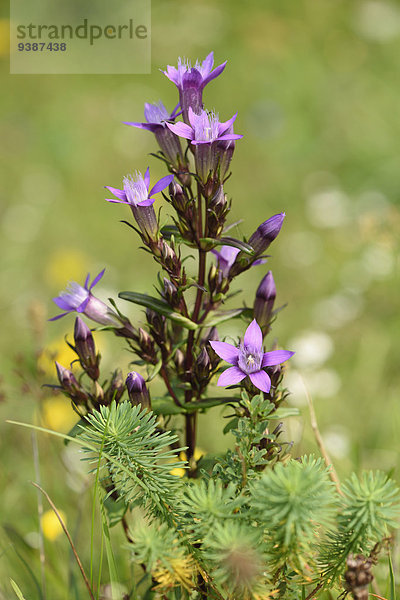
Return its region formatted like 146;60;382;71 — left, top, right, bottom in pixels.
184;183;207;468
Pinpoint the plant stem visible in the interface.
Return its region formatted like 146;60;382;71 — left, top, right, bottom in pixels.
184;183;207;468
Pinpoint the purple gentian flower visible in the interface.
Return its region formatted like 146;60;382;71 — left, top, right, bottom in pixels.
212;245;265;279
212;245;240;278
106;168;174;241
51;270;121;327
167;108;242;182
124;102;185;168
209;319;294;393
126;371;150;409
163;51;227;122
249;213;286;255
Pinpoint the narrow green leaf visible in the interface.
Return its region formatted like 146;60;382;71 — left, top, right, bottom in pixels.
119;292;197;330
10;580;27;600
103;496;128;528
268;407;300;419
202;307;251;327
183;397;242;411
147;359;162;382
389;553;396;600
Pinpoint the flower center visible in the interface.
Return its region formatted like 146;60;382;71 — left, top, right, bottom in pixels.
238;344;262;374
123;172;148;206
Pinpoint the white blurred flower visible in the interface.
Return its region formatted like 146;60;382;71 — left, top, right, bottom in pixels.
289;331;334;369
313;291;364;330
307;189;350;228
354;0;400;42
323;426;351;459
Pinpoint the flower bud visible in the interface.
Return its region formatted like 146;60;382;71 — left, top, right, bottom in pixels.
248;213;285;256
55;362;88;405
207;185;229;237
253;271;276;336
194;348;211;381
138;327;157;363
74;317;100;380
125;371;150;409
206;327;221;369
169;180;188;212
174;348;185;374
163;278;179;308
104;369;125;405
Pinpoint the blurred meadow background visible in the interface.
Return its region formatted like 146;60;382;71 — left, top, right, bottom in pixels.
1;0;400;597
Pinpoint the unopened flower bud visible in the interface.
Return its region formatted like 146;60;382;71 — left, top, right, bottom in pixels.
138;327;157;363
208;186;229;237
126;371;150;409
169;180;188;212
249;213;285;256
55;362;88;405
206;327;221;369
194;348;211;381
253;271;276;336
104;369;125;405
74;317;100;380
174;348;185;374
163;278;179;307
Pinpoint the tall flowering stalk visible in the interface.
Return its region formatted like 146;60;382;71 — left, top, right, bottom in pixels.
45;51;400;599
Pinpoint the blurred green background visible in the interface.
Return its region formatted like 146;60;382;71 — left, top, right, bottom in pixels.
1;0;400;596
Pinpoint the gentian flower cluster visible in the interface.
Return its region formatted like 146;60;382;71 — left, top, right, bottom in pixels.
42;50;400;599
50;48;293;464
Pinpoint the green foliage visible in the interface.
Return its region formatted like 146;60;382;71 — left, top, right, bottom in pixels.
318;471;400;584
251;457;337;570
128;520;196;593
178;479;243;542
79;402;187;519
202;521;266;600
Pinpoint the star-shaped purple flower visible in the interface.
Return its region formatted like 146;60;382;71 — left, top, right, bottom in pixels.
105;167;174;208
124;101;180;133
209;319;294;393
163;51;227;121
167;108;242;146
123;103;185;168
51;270;121;327
167;109;242;182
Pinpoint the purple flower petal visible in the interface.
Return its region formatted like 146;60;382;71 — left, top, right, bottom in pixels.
137;198;155;207
218;112;237;136
182;68;203;89
90;269;105;290
53;297;73;311
84;273;90;289
201;51;214;77
144;167;150;190
106;198;129;204
123;121;159;132
209;341;239;365
217;134;243;141
248;370;271;393
164;65;179;85
77;296;90;313
244;319;263;350
217;366;246;387
166;121;194;140
105;186;127;201
149;174;175;196
202;60;227;87
262;350;295;367
170;103;181;120
49;312;69;321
